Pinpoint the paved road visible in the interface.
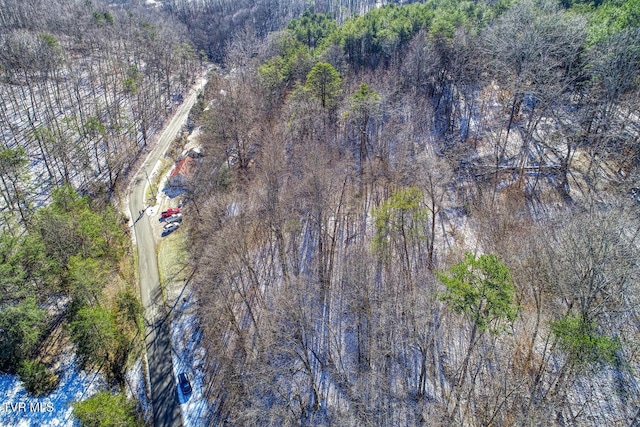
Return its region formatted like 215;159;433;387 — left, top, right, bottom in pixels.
129;75;208;427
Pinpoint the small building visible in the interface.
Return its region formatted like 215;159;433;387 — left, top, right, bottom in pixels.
168;156;196;188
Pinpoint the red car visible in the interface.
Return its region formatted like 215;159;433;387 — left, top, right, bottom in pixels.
161;207;181;218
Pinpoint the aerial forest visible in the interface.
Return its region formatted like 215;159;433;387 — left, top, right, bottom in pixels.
184;0;640;425
0;0;639;425
0;0;195;416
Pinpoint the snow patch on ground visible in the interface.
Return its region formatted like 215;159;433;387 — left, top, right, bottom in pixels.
0;357;106;427
169;285;210;427
125;359;151;424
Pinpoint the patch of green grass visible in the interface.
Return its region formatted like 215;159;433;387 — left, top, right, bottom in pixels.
157;227;189;297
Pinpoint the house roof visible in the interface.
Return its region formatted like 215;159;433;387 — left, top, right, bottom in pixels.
170;157;196;178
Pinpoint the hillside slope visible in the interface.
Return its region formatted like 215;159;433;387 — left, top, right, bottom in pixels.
185;1;640;425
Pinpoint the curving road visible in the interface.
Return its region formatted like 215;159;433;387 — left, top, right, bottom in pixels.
129;75;208;427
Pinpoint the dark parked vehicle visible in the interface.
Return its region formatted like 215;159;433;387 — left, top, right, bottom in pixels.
178;372;192;395
161;207;181;218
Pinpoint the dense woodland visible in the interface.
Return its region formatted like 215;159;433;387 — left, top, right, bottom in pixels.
163;0;413;61
1;0;639;425
0;185;143;426
0;0;427;425
0;0;196;423
0;0;200;226
184;0;640;425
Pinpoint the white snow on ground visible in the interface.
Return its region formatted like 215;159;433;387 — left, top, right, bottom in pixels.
169;286;210;427
125;359;152;424
146;206;158;217
0;356;106;427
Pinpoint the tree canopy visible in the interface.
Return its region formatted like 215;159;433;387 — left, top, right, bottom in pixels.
304;62;342;108
72;391;143;427
437;252;518;333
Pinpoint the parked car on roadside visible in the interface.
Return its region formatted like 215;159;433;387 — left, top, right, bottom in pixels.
161;207;181;218
178;372;192;395
163;222;180;233
166;213;183;224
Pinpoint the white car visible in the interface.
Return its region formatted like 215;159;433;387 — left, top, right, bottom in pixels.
166;213;183;224
163;222;180;233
